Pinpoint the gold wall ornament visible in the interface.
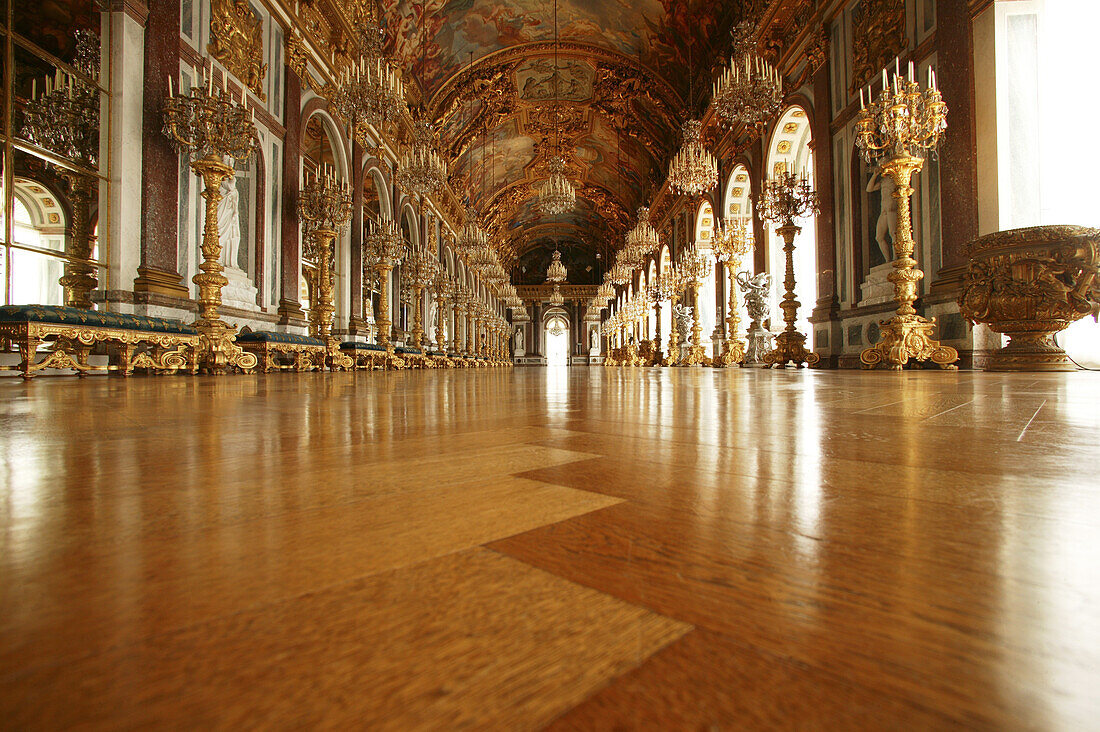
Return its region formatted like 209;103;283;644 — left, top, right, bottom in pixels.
208;0;267;100
958;225;1100;371
849;0;906;96
857;66;958;370
285;32;311;90
757;171;820;368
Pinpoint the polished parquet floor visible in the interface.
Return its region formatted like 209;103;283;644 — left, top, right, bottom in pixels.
2;366;1099;729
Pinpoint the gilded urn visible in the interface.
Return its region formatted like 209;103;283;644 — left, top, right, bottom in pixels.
958;225;1099;371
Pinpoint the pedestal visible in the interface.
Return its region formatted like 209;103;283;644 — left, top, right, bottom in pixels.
859;262;897;307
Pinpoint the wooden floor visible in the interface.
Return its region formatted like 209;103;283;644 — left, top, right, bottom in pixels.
2;367;1099;729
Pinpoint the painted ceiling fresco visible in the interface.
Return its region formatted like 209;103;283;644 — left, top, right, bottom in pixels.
377;0;745;274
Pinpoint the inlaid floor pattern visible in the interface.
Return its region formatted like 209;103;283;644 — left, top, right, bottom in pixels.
2;367;1099;729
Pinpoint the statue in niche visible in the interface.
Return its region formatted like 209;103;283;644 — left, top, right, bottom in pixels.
738;271;776;366
217;173;242;269
590;327;600;351
513;325;525;354
867;167;898;265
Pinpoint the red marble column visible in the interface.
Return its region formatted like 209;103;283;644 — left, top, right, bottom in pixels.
134;0;188;298
810;61;839;321
931;0;980;291
348;140;365;333
277;70;305;325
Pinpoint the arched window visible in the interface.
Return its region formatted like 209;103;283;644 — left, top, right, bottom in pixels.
694;201;718;349
765;106;816;342
723;164;754;340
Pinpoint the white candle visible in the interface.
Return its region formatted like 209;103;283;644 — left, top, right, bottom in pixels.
168;74;173;97
882;69;888;91
931;69;937;90
895;57;900;76
859;88;864;109
31;79;36;100
909;61;915;83
928;66;932;87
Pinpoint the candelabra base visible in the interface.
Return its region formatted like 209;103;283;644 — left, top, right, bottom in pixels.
325;337;354;371
764;330;820;368
681;344;712;367
860;314;958;370
714;339;746;367
193;320;258;374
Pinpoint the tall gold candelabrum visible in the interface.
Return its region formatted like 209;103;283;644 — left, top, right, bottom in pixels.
713;217;754;366
434;274;453;356
757;171;820;368
299;174;353;369
452;287;468;362
856;65;957;369
163;76;259;373
647;273;675;365
677;245;713;366
364;219;404;352
404;244;438;349
662;268;685;365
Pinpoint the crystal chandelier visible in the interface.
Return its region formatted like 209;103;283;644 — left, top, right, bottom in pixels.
608;258;630;286
625;207;660;262
539;156;576;216
538;0;575;217
667;119;718;196
457;204;489;256
331;17;406;136
712;21;783;130
545;248;568;283
23;30;100;167
597;279;615;303
549;284;565;307
397;118;447;195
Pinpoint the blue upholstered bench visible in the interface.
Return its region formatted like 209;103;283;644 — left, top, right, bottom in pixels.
237;330;325;372
0;304;198;379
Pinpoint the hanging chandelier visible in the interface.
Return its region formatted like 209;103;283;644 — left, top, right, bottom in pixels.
331;18;406;136
545;248;568;283
539;156;576;216
712;21;783;130
625;207;660;262
538;0;575;217
667;119;718;196
549;284;565;307
457;204;488;256
597;279;615;303
397;118;447;195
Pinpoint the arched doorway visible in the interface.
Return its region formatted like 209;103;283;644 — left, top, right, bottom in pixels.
544;308;570;366
765;106;816;343
723;164;754;341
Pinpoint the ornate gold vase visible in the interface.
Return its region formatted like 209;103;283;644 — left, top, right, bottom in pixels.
958;225;1100;371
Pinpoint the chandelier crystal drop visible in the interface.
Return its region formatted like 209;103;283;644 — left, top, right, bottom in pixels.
396;118;447;195
539;156;576;216
549;284;565;307
712;21;784;130
545;248;568;283
667;119;718;196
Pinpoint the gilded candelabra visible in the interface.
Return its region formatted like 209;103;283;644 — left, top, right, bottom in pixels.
299;173;353;369
856;64;958;370
677;245;713;366
434;274;453;359
713;217;754;366
22;30;101;309
452;286;468;363
404;244;439;349
757;171;820;368
661;268;685;366
364;219;404;361
647;272;678;366
163;71;259;373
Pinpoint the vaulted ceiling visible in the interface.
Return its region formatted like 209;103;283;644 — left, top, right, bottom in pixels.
377;0;750;271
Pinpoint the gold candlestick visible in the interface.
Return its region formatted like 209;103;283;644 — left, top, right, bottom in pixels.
364;219;405;368
299;174;353;370
713;217;753;367
856;66;958;370
677;246;713;366
163;77;259;373
757;171;820;368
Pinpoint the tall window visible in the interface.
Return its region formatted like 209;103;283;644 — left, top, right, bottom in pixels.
1;2;111;305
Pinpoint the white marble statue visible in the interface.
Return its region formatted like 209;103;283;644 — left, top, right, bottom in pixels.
673;304;693;345
513;325;525;354
217;173;241;269
867;168;898;265
737;271;775;366
589;327;600;351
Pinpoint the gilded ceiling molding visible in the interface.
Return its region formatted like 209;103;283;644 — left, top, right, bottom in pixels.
208;0;268;99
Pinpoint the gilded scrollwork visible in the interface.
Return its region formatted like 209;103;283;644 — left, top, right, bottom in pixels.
849;0;906;95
